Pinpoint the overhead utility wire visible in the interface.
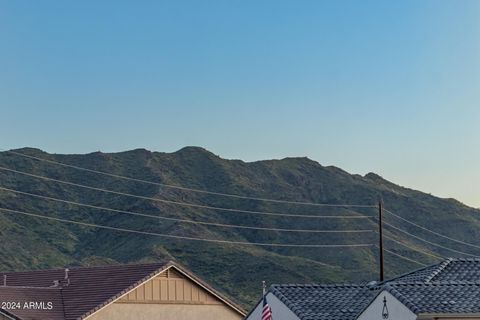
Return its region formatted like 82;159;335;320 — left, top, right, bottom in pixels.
383;233;443;260
0;186;374;234
2;149;376;208
384;208;480;250
0;207;376;248
0;166;374;219
383;248;427;267
383;221;480;258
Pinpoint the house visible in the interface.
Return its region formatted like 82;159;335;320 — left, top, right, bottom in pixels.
245;258;480;320
0;261;245;320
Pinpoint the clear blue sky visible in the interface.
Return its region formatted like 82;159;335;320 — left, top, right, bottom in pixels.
1;1;479;207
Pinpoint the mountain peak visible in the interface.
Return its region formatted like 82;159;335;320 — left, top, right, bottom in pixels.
364;172;385;181
174;146;218;158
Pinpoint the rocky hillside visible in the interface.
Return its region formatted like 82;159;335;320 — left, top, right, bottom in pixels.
0;147;479;307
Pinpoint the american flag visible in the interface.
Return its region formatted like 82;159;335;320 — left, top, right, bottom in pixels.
262;295;273;320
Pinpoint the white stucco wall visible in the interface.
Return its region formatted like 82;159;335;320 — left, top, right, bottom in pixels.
357;290;416;320
244;292;299;320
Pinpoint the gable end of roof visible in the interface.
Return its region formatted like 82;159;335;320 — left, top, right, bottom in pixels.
80;262;174;320
80;261;246;320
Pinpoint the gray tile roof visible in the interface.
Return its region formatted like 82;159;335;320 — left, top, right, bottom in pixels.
267;258;480;320
390;258;480;283
385;261;448;283
430;259;480;282
270;284;378;320
385;282;480;314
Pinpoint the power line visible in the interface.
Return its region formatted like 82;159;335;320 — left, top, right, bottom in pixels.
383;221;480;258
383;248;427;267
0;207;376;248
383;234;443;260
384;208;480;250
2;149;376;208
0;186;374;234
0;166;375;220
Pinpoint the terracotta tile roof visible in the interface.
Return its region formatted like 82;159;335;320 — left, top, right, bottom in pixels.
0;286;64;320
0;261;245;320
0;262;169;320
0;308;25;319
62;263;167;319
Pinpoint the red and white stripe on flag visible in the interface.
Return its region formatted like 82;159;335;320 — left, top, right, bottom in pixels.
262;300;272;320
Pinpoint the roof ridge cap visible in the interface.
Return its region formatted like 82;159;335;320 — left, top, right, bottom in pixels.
415;280;480;285
389;280;480;287
272;283;365;288
0;262;168;274
0;285;62;290
380;259;446;284
425;258;453;283
389;281;426;285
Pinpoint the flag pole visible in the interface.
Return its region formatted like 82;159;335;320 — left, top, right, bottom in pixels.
261;280;273;320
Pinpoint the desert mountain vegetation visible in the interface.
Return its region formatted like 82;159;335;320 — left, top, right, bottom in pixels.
0;147;479;307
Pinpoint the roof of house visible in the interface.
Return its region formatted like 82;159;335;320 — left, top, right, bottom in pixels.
266;258;480;320
0;261;245;320
0;262;166;320
387;258;480;283
0;286;65;320
384;261;449;283
270;284;377;320
383;281;480;314
0;308;23;320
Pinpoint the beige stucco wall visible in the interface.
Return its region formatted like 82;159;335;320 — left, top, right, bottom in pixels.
87;302;242;320
119;268;221;305
85;267;243;320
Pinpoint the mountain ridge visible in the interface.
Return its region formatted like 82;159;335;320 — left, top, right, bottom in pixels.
0;147;479;307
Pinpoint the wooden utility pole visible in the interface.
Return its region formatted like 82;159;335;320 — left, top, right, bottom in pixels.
379;200;384;282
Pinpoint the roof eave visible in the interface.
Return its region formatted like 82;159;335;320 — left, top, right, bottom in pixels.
417;312;480;319
0;309;24;320
166;261;246;316
79;263;173;320
80;261;246;320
